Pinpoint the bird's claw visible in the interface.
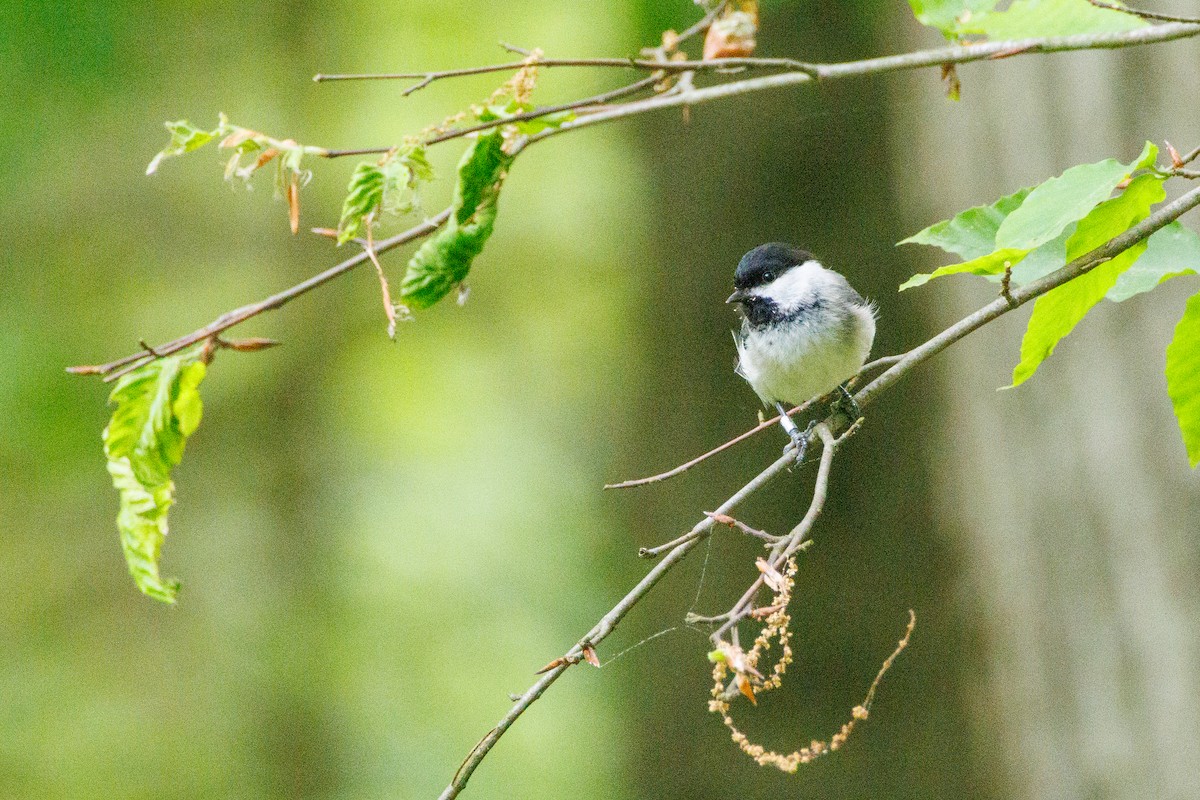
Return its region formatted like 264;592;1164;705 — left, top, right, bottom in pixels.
783;419;818;464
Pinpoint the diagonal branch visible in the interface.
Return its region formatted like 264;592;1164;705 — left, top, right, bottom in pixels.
67;209;451;380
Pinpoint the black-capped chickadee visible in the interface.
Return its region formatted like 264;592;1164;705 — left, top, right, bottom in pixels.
727;243;876;460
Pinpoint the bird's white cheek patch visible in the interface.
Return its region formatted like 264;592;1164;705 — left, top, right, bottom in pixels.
753;260;824;311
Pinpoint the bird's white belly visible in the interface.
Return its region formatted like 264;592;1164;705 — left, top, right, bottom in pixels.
737;315;873;407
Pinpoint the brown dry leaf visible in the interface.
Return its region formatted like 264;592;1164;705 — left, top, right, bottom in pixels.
940;63;961;101
310;227;339;239
1167;141;1185;168
1116;176;1132;190
750;604;784;619
65;364;106;375
705;511;736;527
737;674;757;705
250;147;280;172
756;557;785;593
703;11;757;60
535;656;570;674
581;645;600;668
287;179;300;234
219;129;259;149
221;337;281;352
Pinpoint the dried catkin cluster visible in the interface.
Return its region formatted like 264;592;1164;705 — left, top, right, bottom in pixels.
708;559;915;772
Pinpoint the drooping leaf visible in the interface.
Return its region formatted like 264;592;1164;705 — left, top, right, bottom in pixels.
400;131;514;310
1008;173;1165;387
955;0;1146;39
146;120;219;175
103;353;208;603
907;0;998;37
1165;292;1200;468
1107;222;1200;302
996;142;1156;251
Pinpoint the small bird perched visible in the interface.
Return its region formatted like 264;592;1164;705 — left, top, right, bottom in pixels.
727;243;876;460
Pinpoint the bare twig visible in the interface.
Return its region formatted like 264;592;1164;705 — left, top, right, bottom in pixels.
704;512;781;544
1087;0;1200;24
605;395;822;490
312;56;817;90
605;355;900;490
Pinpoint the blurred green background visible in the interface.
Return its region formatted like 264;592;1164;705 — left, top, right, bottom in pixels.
4;1;1199;798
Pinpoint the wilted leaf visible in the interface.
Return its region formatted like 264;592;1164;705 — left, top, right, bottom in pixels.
336;147;433;245
103;352;208;602
400;131;514;309
582;645;601;667
1009;173;1165;387
755;557;786;593
1166;292;1200;468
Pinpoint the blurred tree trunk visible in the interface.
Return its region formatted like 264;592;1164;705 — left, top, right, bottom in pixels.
889;5;1200;798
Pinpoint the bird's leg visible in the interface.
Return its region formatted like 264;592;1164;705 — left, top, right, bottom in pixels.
831;382;863;423
774;402;815;463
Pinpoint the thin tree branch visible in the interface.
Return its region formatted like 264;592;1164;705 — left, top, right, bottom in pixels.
1087;0;1200;24
68;209;451;380
712;423;838;643
312;56;817;89
530;23;1200;144
605;354;903;490
438;449;796;800
440;181;1200;798
604;395;822;490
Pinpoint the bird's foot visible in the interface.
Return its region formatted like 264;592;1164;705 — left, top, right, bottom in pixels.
783;419;818;464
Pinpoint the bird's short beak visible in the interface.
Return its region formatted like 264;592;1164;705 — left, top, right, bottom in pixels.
726;289;749;305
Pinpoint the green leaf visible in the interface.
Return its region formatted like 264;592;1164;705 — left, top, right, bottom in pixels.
337;147;434;244
102;353;208;603
1166;291;1200;468
1009;173;1165;387
400;131;514;310
900;187;1031;261
996;142;1156;251
146;120;219;175
907;0;998;36
900;247;1028;290
955;0;1146;38
1107;222;1200;302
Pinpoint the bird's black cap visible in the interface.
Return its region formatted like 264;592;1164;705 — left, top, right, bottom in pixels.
733;243;815;290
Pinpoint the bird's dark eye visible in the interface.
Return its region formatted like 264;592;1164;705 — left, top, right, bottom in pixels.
762;271;775;282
